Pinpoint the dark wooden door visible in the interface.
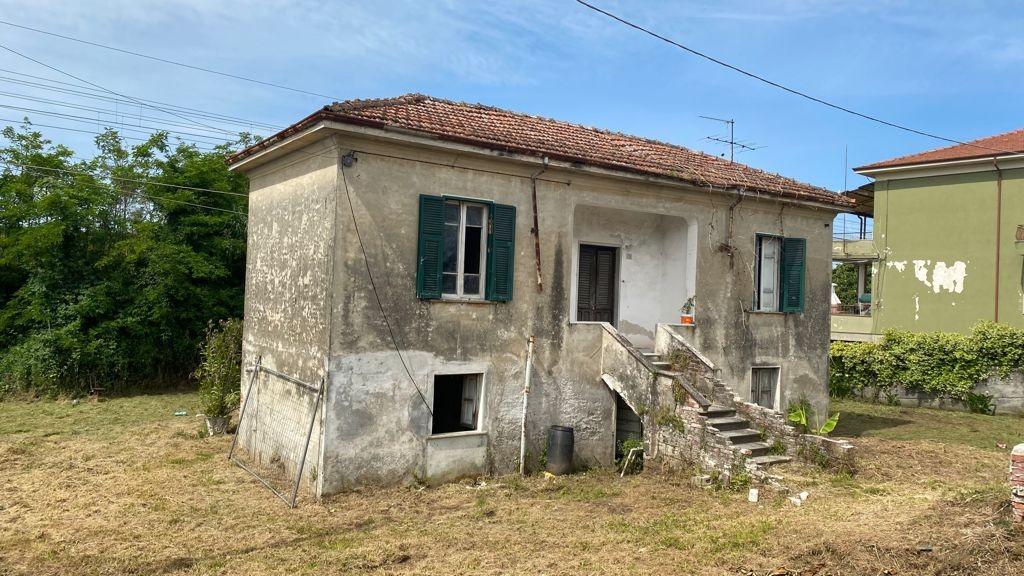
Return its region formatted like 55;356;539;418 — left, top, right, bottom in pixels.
577;244;617;323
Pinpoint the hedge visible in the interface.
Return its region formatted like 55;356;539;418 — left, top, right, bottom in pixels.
829;322;1024;403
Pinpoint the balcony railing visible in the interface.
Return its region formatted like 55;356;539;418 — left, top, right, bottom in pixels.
831;303;871;316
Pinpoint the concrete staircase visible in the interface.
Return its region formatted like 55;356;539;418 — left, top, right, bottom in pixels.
641;349;791;469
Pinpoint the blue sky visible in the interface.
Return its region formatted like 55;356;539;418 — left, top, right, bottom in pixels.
0;0;1022;199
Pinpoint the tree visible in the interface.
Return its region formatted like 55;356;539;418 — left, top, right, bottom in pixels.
0;121;251;396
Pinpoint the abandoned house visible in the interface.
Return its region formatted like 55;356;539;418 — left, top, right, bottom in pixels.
226;94;854;496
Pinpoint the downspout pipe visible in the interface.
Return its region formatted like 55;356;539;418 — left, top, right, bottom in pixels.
994;157;1003;323
530;156;549;292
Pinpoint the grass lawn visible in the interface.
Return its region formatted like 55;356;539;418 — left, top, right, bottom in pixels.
1;393;1022;575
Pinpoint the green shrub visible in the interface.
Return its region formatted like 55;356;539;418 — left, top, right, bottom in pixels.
829;322;1024;403
193;319;243;418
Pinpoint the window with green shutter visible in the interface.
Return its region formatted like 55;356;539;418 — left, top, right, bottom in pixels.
780;237;806;313
753;234;806;313
416;194;516;302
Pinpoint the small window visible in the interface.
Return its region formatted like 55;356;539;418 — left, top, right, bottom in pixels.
755;235;782;311
442;200;488;298
751;367;779;409
431;373;482;434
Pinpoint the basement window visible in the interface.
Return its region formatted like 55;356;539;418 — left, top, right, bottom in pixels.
751;367;779;410
431;373;482;435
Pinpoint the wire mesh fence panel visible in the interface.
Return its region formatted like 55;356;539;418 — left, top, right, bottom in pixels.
230;361;322;507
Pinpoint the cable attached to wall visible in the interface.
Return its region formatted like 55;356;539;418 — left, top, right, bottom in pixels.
338;151;433;416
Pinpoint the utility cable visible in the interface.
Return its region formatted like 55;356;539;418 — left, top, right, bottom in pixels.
338;152;432;416
2;161;249;197
575;0;1019;156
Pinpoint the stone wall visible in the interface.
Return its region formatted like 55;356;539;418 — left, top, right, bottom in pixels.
1012;443;1024;525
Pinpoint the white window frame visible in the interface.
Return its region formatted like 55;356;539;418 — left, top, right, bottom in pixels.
442;200;488;300
750;366;780;410
429;370;487;438
755;234;782;312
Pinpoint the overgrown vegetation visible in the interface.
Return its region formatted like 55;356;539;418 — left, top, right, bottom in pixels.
194;319;243;418
786;396;839;436
830;321;1024;410
0;123;251;397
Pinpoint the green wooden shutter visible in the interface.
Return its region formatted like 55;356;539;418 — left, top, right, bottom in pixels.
416;195;445;299
780;237;806;313
486;203;516;302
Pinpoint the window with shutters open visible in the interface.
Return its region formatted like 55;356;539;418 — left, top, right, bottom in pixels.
754;234;806;313
416;195;515;302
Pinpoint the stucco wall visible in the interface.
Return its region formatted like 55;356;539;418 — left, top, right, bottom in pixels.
240;128;837;494
871;168;1024;333
238;137;337;494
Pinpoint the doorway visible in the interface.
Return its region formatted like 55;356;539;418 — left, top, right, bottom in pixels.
614;392;642;458
577;244;617;323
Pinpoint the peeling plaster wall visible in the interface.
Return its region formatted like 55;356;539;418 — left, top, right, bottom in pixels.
238;137;338;494
571;205;694;348
872;168;1024;333
242;130;837;494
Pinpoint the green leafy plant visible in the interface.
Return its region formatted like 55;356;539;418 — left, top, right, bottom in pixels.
617;438;644;473
786;397;839;436
680;296;695;315
193;319;243;419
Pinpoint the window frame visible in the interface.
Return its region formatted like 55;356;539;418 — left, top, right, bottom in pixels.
442;199;489;300
754;233;783;312
429;370;487;438
750;366;780;410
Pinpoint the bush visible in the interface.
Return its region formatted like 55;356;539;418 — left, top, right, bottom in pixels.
829;322;1024;405
193;319;243;418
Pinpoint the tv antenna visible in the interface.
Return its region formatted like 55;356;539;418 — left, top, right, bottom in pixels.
699;115;764;162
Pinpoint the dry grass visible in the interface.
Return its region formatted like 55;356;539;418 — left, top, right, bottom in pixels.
1;393;1022;575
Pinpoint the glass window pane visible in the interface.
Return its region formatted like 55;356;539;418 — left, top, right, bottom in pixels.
442;273;457;294
444;202;460;224
466;205;484;226
463;226;482;274
443;224;459;273
463;274;480;295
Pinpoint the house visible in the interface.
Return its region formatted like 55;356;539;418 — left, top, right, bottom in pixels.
831;128;1024;341
227;94;853;496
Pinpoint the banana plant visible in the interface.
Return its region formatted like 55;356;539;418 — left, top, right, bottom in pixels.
787;402;840;436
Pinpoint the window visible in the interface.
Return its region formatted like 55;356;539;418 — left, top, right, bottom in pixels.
754;235;806;313
431;373;482;435
443;201;487;297
751;367;779;409
416;195;516;302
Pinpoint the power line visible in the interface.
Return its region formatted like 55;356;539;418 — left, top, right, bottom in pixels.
0;70;282;130
0;103;235;144
0;19;340;102
0;115;217;150
574;0;1018;156
0;41;241;137
2;160;247;215
2;161;249;198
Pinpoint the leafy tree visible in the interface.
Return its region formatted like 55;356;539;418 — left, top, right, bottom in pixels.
831;262;870;306
0;121;251;396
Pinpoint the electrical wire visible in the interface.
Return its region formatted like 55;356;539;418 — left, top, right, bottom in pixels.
0;115;218;150
338;153;433;416
0;19;340;102
0;103;235;144
0;40;241;137
574;0;1019;156
2;161;249;198
2;160;247;215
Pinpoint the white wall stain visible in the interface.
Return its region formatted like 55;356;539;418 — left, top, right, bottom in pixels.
912;260;931;287
887;260;906;272
914;295;920;321
931;261;967;294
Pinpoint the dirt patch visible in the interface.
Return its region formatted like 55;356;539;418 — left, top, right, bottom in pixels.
0;394;1021;575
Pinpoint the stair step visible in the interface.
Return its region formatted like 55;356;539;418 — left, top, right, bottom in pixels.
748;455;792;467
720;429;763;443
732;441;771;457
701;405;736;418
651;361;672;369
706;416;749;431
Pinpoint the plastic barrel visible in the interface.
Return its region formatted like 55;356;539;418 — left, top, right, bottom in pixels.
546;425;575;475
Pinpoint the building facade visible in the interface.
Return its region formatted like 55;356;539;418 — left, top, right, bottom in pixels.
228;95;850;496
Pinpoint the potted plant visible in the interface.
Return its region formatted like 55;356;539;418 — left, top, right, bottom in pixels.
679;296;696;325
194;319;243;436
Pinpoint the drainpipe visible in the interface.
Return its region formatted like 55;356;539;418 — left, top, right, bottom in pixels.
994;158;1003;323
519;335;536;476
530;157;549;292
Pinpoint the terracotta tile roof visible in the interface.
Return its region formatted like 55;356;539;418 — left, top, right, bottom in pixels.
857;128;1024;171
230;94;852;208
